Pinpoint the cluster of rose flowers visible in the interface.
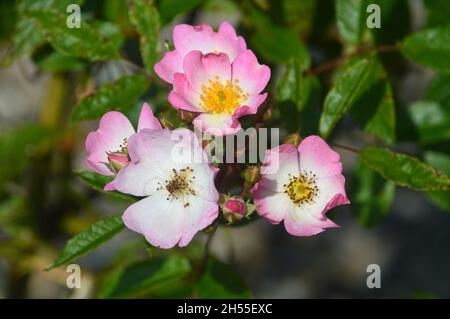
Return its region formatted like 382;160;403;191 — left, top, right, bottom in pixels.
85;22;349;249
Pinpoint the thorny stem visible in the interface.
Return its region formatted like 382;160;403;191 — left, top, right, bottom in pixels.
332;143;360;154
305;44;400;76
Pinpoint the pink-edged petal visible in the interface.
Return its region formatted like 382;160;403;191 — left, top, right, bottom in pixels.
168;73;202;112
104;181;116;191
122;192;185;249
85;142;114;176
85;111;135;175
313;174;350;215
232;50;271;95
137;102;162;131
232;93;267;118
190;162;219;202
153;50;183;84
193;113;241;136
183;51;232;92
283;211;337;237
237;36;247;52
166;128;220;201
110;129;179;196
298;135;343;178
252;183;293;224
179;196;218;247
216;21;247;61
258;144;300;191
173;24;215;56
283;174;349;236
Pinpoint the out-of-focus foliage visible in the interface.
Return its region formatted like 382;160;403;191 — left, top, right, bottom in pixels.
71;74;150;121
1;0;449;299
319;57;375;138
46;215;125;270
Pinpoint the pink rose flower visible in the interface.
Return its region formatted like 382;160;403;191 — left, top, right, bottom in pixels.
154;21;247;84
85;103;161;180
108;128;219;249
252;136;350;236
168;50;270;135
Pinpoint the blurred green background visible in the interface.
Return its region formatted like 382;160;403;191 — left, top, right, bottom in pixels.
0;0;450;298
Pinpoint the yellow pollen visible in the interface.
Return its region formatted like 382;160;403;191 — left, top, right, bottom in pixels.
199;78;249;115
283;171;319;206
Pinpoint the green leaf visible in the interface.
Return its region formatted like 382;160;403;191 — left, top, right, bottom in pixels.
297;75;322;136
425;73;450;108
0;1;16;41
276;61;321;134
319;57;374;138
99;256;192;298
401;26;450;73
352;59;396;144
424;0;450;28
197;258;252;298
75;170;137;201
252;25;310;69
127;0;161;72
1;17;45;66
17;0;85;11
424;151;450;211
71;74;150;122
46;215;125;270
335;0;366;44
359;146;450;191
407;101;450;145
352;160;395;227
363;83;396;144
25;7;123;61
158;0;205;25
1;0;87;66
276;59;303;132
35;51;86;72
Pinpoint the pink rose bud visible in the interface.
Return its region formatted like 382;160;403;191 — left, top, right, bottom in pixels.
223;196;247;223
107;152;129;173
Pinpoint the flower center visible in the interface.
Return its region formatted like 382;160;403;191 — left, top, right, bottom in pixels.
158;167;196;207
199;77;249;115
283;171;319;206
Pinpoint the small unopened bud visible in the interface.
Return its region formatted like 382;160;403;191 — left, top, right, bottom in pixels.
283;132;302;147
107;152;129;173
223;196;247;223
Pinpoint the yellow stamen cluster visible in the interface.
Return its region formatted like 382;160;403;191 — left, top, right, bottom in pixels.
199;77;248;115
283;171;319;206
157;167;196;207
